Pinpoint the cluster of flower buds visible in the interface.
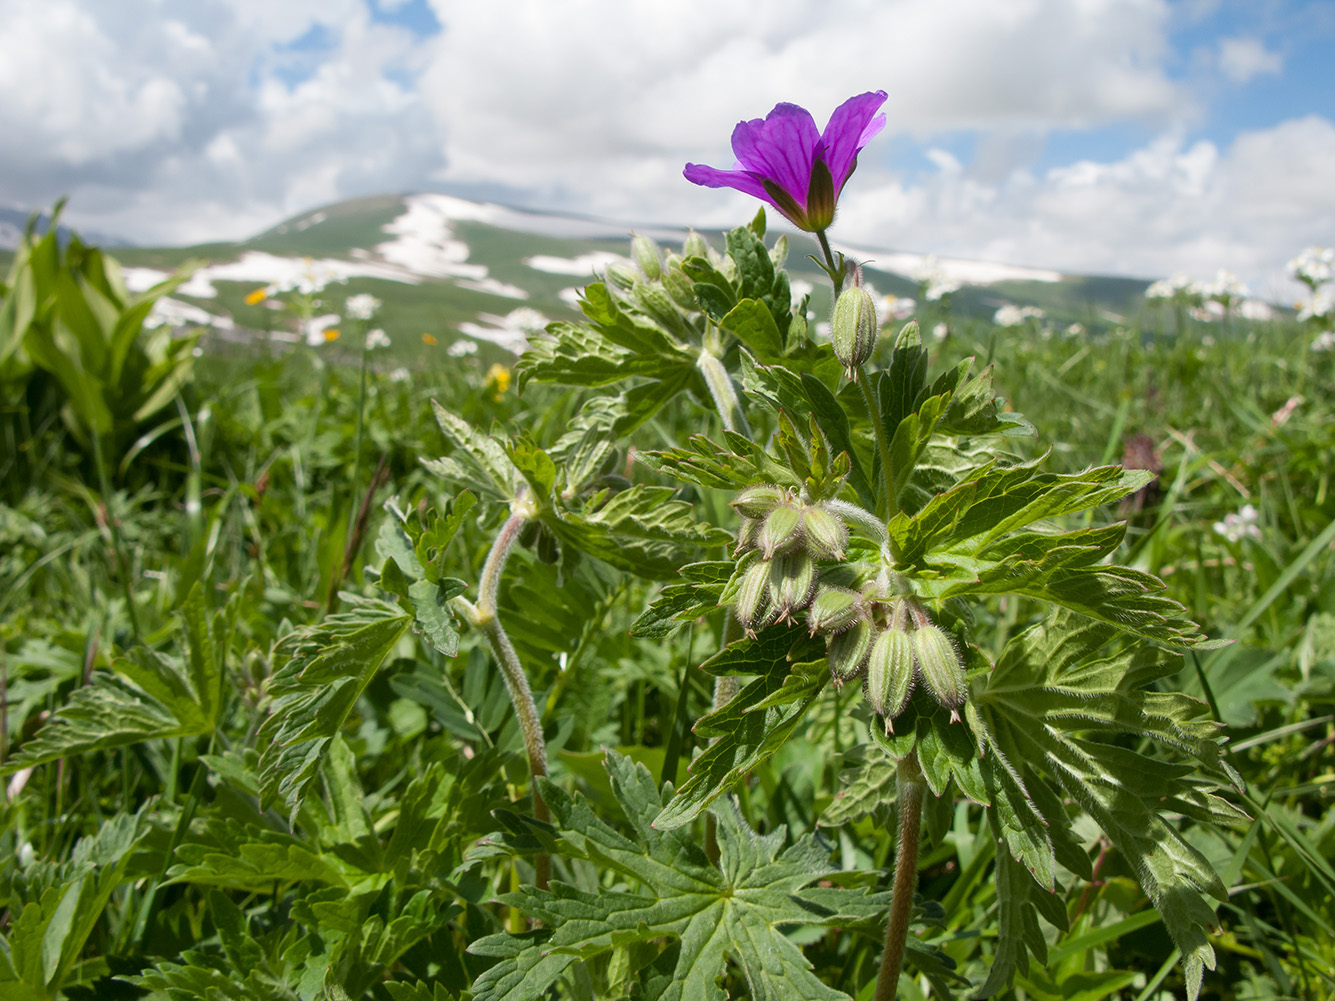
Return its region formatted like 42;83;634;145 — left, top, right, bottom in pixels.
815;590;968;730
728;484;851;633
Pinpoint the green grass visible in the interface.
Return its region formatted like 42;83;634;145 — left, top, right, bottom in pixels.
2;223;1333;1001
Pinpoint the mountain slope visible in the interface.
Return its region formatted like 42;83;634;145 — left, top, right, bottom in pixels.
5;193;1178;360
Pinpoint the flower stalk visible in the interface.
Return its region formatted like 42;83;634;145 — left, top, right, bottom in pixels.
457;491;550;889
855;365;898;520
874;751;925;1001
698;345;751;439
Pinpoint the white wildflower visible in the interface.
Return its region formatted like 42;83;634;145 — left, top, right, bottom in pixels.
345;293;382;321
304;314;341;346
1238;299;1273;322
1213;504;1260;543
388;367;411;382
1064;323;1085;338
447;339;479;357
1288;246;1334;288
1311;330;1335;352
1201;269;1247;307
931;322;949;341
993;304;1045;327
1297;287;1334;322
1145;274;1198;301
877;294;916;320
365;328;391;351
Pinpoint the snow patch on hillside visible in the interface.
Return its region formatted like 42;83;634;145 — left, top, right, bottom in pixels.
846;248;1063;286
525;251;631;277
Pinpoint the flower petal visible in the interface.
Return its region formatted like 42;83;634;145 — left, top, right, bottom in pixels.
731;102;820;205
818;90;888;190
683;163;774;204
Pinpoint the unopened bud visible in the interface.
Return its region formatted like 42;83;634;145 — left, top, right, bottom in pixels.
606;262;638;290
734;517;759;556
732;484;787;520
865;628;915;722
832;286;878;378
733;557;772;634
683;230;708;259
631;234;662;280
807;586;860;636
827;618;873;684
801;505;848;561
768;552;816;623
758;502;805;558
913;625;967;714
662;256;696;308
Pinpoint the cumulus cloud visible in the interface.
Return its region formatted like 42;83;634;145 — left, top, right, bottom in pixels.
0;0;441;244
1217;37;1283;84
0;0;1328;295
836;116;1335;297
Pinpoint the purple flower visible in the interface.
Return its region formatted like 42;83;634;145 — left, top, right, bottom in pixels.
684;91;888;233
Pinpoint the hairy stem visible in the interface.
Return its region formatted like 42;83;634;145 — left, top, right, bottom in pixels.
697;348;751;438
816;229;845;298
705;615;744;867
874;752;925;1001
824;498;890;550
855;365;898;520
466;495;550;889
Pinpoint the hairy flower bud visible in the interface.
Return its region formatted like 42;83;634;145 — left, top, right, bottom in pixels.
914;625;967;717
831;286;878;378
662;256;697;308
827;618;874;684
632;233;662;280
801;505;848;561
734;517;760;556
758;502;805;558
865;627;915;724
683;230;708;259
733;557;773;634
769;552;816;620
807;586;860;636
606;262;639;290
732;484;787;520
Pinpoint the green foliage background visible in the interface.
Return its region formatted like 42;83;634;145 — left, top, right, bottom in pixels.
1;211;1333;1001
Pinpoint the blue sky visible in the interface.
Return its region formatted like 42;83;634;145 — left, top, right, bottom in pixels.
0;0;1331;295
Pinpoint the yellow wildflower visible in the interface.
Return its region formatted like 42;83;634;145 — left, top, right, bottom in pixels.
422;333;438;346
324;328;340;342
486;363;511;401
245;287;267;305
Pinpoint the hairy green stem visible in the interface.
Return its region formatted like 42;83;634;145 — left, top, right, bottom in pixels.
465;495;550;889
855;365;898;520
816;229;845;297
874;753;925;1001
705;615;744;867
697;348;751;438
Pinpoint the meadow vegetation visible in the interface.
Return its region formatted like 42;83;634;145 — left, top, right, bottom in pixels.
1;207;1333;1001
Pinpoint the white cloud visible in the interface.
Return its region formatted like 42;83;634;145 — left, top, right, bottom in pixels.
836;116;1335;297
1218;36;1283;84
0;0;1326;296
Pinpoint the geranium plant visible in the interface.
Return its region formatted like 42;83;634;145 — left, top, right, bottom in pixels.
393;94;1237;999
